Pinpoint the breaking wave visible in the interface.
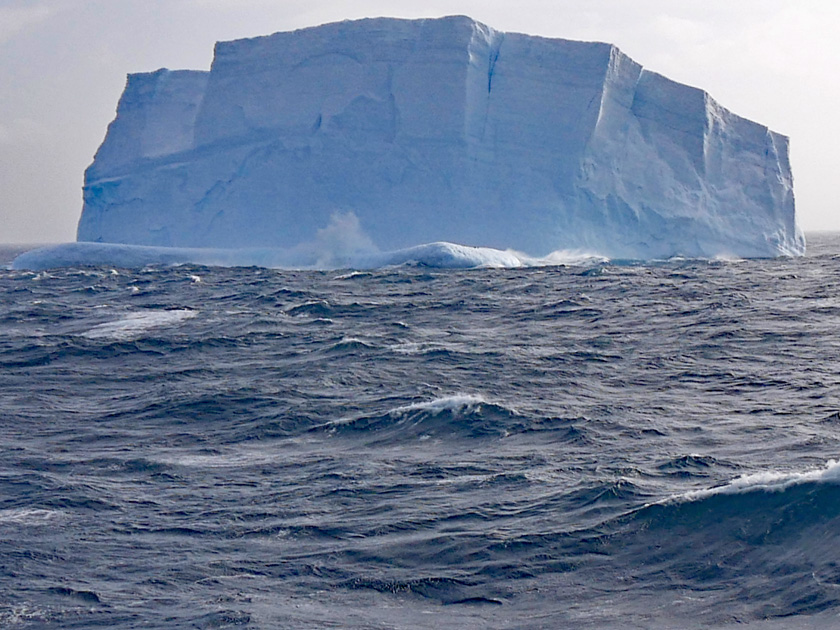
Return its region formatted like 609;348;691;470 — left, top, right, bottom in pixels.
12;241;608;271
311;394;524;443
673;459;840;501
594;460;840;618
81;309;197;341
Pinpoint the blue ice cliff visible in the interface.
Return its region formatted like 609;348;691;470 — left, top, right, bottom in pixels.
33;17;807;269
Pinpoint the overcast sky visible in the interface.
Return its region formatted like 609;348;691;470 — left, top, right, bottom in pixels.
1;0;838;243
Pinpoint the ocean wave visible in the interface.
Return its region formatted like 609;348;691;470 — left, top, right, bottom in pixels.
11;241;608;271
667;459;840;503
618;460;840;548
312;394;522;442
0;508;63;525
389;341;459;356
284;300;333;317
324;337;379;353
588;460;840;620
390;394;491;414
81;309;197;341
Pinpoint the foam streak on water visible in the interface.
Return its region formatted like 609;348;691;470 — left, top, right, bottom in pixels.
1;235;840;629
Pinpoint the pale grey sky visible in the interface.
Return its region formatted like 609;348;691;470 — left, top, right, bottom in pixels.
1;0;838;243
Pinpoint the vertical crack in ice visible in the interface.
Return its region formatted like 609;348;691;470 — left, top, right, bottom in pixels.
482;31;504;141
385;65;399;144
578;46;619;189
702;93;721;179
487;32;502;93
592;46;617;134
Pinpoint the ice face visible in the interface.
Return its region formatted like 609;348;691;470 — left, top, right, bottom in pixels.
76;16;805;260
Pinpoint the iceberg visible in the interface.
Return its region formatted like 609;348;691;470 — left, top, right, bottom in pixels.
44;16;806;269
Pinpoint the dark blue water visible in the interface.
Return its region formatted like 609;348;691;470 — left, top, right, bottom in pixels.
2;235;840;629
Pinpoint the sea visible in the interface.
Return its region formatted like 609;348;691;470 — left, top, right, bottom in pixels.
2;233;840;629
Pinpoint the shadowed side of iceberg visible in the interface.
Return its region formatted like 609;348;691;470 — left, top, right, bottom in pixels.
10;241;607;271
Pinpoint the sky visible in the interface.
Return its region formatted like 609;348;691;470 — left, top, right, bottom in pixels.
1;0;838;243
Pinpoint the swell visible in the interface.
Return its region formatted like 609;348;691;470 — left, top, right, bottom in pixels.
1;242;840;628
313;467;840;624
308;395;601;445
11;241;611;271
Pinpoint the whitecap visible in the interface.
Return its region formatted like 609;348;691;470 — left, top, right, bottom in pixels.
326;336;378;352
390;394;489;415
81;309;197;341
0;508;62;525
666;460;840;504
389;341;462;355
11;241;609;271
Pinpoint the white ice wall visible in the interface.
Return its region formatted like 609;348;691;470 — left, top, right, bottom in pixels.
77;16;804;259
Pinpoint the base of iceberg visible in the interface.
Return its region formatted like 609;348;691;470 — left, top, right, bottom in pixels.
11;241;610;272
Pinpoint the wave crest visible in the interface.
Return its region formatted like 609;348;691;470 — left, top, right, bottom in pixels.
81;309;197;341
12;241;607;271
312;394;521;442
667;460;840;504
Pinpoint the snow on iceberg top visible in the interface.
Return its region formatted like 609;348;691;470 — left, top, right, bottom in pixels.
75;15;804;264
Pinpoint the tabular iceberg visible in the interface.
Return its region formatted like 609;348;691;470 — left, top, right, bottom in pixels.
74;15;803;264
